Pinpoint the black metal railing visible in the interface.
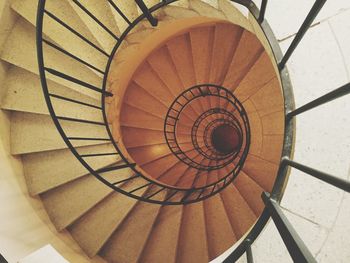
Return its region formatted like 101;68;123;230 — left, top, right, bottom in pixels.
36;0;350;261
164;85;250;172
36;0;250;206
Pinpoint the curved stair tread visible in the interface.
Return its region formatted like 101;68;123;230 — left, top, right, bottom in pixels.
11;0;107;71
243;154;280;193
1;19;103;100
67;0;119;53
220;184;257;238
120;126;166;148
233;52;277;101
163;4;200;19
176;202;209;263
222;29;264;90
128;143;172;166
190;24;214;85
68;182;147;257
23;143;117;195
41;169;134;231
1;67;102;121
189;0;226;20
100;190;166;263
204;193;237;260
107;1;138;33
166;33;197;92
138;205;183;263
157;161;191;186
133;62;176;106
209;23;243;85
10;112;108;155
249;77;284;116
233;171;265;216
218;0;254;32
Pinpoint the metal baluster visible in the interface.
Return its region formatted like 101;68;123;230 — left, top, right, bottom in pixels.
262;192;317;263
279;0;327;69
135;0;158;26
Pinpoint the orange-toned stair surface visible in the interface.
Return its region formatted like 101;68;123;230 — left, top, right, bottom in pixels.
105;20;285;262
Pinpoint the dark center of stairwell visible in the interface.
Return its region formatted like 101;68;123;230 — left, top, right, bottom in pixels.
211;124;241;154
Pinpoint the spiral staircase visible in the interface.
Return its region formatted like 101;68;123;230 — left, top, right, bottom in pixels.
0;0;349;262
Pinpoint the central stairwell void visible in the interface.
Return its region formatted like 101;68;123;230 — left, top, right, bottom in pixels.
28;0;350;262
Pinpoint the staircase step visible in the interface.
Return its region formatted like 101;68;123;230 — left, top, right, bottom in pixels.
68;182;146;257
204;193;236;260
120;104;165;130
163;5;199;19
121;126;165;148
142;153;181;176
67;0;120;53
167;33;196;90
176;202;209;263
157;160;190;186
210;23;243;85
1;19;102;99
41;169;133;231
190;25;214;84
10;112;108;154
133;63;174;106
217;0;254;32
249;77;284;117
11;0;106;71
244;154;279;192
107;1;138;33
147;46;183;97
233;52;277;101
233;171;265;216
189;0;226;20
220;184;257;238
139;205;183;263
23;143;118;195
128;144;171;166
123;81;169;118
223;30;263;90
100;191;166;263
1;67;102;121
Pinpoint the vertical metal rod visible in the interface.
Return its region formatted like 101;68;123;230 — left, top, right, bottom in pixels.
279;0;327;70
258;0;268;23
107;0;132;25
287;82;350;119
262;192;317;263
135;0;158;26
245;239;254;263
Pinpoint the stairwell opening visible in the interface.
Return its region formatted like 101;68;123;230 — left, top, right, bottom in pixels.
211;123;241;154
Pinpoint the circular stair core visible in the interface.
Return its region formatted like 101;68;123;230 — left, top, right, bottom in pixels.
113;21;285;191
211;124;241;154
106;13;286;263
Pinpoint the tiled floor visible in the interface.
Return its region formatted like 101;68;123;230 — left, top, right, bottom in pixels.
214;1;350;262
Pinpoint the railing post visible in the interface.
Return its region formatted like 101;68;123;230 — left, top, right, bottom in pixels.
258;0;268;23
287;83;350;119
279;0;327;70
281;158;350;192
262;192;317;263
245;239;254;263
135;0;158;27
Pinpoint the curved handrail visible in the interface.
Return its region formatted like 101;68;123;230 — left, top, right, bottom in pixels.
36;0;296;260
